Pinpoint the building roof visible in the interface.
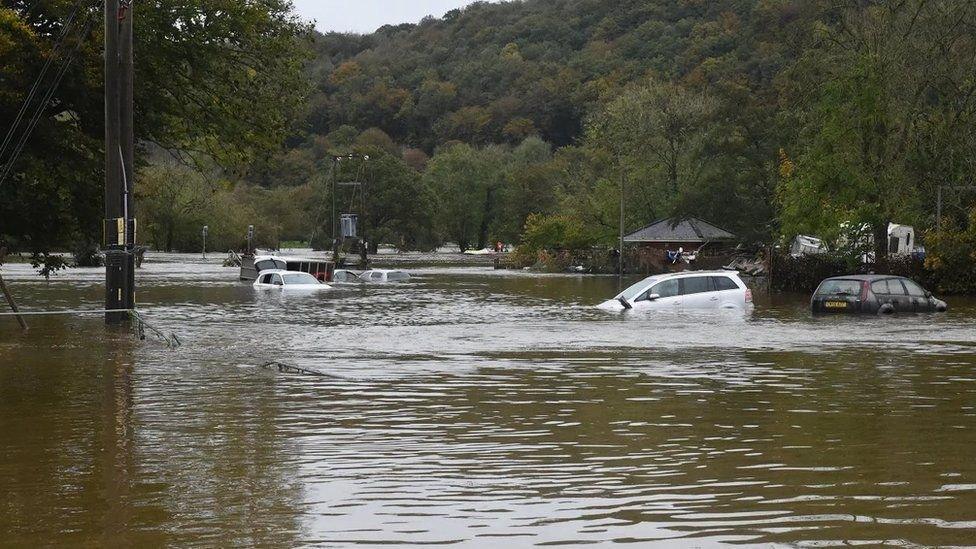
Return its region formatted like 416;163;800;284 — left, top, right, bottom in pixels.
624;217;736;243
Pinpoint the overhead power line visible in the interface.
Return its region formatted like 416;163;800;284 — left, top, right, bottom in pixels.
0;0;86;161
0;0;98;188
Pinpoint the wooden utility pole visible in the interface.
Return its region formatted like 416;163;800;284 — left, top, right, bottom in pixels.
104;0;136;324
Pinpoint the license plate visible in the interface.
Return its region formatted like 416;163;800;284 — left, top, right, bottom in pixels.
825;301;848;309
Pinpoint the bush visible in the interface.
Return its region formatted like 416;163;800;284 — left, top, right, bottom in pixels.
72;239;103;267
922;219;976;294
519;214;592;251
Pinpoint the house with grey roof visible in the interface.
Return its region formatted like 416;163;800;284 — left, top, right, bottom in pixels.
624;217;737;251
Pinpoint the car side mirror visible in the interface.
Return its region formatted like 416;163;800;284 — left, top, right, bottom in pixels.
644;293;661;301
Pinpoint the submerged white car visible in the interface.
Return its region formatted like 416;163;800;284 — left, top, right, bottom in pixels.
253;270;331;290
332;269;364;283
599;271;752;312
359;269;411;283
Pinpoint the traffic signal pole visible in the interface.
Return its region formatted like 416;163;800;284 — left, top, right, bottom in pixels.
104;0;136;324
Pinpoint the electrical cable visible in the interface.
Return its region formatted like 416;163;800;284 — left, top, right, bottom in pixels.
0;0;98;188
0;0;87;164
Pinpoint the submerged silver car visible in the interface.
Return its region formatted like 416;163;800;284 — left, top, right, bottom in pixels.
598;271;753;312
359;269;411;283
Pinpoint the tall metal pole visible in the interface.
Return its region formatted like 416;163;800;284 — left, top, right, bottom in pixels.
331;157;338;243
618;171;625;281
104;0;136;324
360;156;369;269
330;156;341;264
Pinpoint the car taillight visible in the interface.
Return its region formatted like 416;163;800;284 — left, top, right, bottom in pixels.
745;289;753;303
860;280;870;301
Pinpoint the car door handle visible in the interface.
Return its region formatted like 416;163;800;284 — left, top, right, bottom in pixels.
710;297;719;301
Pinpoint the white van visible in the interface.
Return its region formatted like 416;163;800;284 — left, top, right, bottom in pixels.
598;271;752;312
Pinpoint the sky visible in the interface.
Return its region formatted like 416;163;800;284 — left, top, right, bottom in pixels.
291;0;486;34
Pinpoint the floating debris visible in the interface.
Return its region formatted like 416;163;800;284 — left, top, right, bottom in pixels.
259;361;329;377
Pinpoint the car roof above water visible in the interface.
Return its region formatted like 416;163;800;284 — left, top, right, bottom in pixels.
821;274;905;282
636;270;742;283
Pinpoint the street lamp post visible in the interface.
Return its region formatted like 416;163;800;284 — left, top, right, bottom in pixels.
619;172;625;281
202;225;209;259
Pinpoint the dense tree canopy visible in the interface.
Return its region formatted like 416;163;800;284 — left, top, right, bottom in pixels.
0;0;312;257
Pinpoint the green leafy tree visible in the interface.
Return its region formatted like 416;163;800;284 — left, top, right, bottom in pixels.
494;137;560;242
586;78;719;236
0;1;312;260
778;0;976;256
423;143;508;251
138;164;212;252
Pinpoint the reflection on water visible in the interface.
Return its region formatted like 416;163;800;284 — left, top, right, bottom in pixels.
2;254;976;546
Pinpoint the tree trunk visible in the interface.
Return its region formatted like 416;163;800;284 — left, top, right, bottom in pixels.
477;188;494;250
873;221;889;267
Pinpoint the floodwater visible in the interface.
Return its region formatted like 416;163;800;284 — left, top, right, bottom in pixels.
2;253;976;547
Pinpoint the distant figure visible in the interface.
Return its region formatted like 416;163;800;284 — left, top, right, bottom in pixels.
495;241;504;253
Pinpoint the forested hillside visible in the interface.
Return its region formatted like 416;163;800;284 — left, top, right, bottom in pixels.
307;0;812;150
255;0;975;260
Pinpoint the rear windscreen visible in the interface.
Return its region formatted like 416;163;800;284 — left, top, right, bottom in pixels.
816;280;861;296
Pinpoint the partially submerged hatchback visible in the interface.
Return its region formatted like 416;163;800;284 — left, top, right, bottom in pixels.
332;269;364;283
811;275;946;314
359;269;411;283
599;271;753;312
253;270;331;291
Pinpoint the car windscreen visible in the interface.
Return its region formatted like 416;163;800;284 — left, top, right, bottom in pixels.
282;273;319;285
816;280;861;296
256;260;286;272
618;278;657;301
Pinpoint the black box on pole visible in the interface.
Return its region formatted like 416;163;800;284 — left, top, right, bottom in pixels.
104;249;129;323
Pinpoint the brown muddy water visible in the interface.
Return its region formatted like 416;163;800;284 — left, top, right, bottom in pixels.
1;253;975;547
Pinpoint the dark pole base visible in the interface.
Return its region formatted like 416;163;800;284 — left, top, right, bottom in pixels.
104;249;135;325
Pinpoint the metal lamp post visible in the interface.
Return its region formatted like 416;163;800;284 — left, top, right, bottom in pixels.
202;225;209;259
